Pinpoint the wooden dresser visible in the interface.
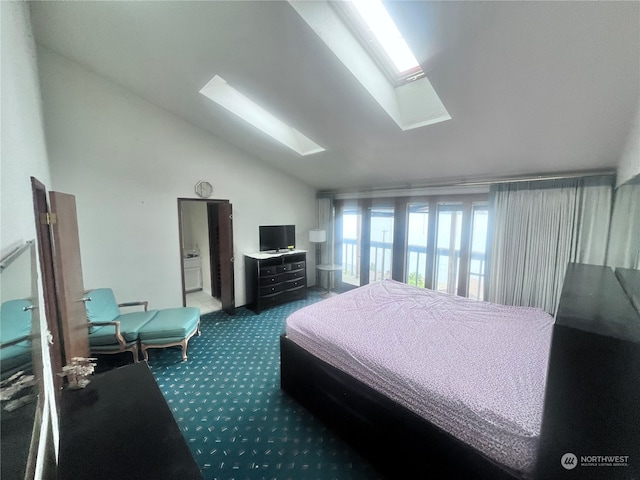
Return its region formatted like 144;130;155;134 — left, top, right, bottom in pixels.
535;263;640;479
244;250;307;313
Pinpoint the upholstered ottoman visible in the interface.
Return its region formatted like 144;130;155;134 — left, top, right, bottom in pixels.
138;307;201;361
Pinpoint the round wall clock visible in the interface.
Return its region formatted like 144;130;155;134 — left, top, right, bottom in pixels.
195;181;213;198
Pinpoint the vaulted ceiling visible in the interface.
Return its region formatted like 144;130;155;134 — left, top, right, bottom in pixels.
30;1;639;191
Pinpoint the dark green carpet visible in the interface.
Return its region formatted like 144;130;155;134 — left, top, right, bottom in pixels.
143;292;382;480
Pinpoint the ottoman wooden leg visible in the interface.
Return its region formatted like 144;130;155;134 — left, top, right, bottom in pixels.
181;339;188;361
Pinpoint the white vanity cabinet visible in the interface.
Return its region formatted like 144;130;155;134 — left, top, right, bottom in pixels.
183;256;203;292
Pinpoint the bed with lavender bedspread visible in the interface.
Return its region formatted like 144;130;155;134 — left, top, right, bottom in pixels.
285;280;554;476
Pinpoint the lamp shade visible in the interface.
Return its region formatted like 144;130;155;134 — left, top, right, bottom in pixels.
309;229;327;243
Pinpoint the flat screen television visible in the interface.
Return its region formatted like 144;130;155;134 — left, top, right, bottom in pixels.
259;225;295;252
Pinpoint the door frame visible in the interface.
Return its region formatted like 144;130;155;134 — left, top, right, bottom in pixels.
30;177;64;400
177;198;234;311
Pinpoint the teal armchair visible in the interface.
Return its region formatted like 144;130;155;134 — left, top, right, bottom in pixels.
0;299;33;380
85;288;158;363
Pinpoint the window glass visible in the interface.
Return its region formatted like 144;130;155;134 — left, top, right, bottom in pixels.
341;207;363;287
435;204;463;294
405;204;429;287
369;206;394;282
469;205;489;300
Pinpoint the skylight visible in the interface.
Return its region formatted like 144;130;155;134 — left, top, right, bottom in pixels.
199;76;324;156
350;0;421;77
290;1;450;131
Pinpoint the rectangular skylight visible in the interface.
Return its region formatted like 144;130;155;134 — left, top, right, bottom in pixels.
199;76;324;156
290;1;450;131
350;0;421;76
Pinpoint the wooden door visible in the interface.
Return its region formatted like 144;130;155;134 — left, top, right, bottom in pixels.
49;192;89;363
216;203;235;315
207;204;222;299
31;178;64;397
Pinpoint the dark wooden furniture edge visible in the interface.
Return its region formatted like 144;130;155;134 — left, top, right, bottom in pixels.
245;251;307;314
59;362;202;480
615;267;640;315
279;334;521;480
534;264;640;480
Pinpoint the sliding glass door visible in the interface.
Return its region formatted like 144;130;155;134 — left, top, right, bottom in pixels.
405;204;429;288
468;204;488;300
369;206;394;282
340;205;363;287
339;204;395;287
435;203;463;294
335;195;488;299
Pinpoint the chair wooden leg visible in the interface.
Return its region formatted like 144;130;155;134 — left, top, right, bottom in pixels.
131;344;139;363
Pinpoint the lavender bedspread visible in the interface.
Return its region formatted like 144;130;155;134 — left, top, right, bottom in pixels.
285;280;554;475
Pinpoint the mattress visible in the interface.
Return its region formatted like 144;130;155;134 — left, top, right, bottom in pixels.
285;280;554;476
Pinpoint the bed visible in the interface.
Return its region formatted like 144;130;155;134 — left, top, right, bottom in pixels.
281;279;554;479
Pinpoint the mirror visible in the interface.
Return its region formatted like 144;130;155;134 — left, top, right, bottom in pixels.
0;240;43;479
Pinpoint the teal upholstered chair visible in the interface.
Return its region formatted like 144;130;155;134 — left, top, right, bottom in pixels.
0;299;33;380
85;288;158;363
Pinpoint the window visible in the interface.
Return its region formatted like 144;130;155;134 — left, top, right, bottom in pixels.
369;206;394;282
199;75;324;156
335;195;489;300
435;203;463;295
468;204;489;300
405;203;429;287
340;205;364;287
332;0;424;85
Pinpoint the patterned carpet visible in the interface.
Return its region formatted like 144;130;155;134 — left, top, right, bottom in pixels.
141;291;382;480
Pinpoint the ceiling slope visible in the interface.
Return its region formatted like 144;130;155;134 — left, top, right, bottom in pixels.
30;1;640;191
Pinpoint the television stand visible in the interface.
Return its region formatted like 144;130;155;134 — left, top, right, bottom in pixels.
244;250;307;314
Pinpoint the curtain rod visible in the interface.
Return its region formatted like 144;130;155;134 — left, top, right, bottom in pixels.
459;169;616;186
318;169;616;196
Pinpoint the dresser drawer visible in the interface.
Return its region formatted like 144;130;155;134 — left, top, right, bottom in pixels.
259;273;284;286
260;294;283;308
284;278;305;291
281;284;306;302
259;282;285;297
284;269;305;281
260;266;278;277
289;261;305;271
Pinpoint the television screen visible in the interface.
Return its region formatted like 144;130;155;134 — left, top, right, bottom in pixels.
259;225;295;252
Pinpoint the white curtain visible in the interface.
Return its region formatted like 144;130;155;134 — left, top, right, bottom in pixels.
488;176;613;313
606;182;640;269
317;196;334;289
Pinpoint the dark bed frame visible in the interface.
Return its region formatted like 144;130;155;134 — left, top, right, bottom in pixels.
280;335;521;479
280;264;640;480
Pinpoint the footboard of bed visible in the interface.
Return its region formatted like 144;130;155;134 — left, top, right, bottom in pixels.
279;334;521;480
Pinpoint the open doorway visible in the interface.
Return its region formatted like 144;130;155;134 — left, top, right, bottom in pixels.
178;199;235;315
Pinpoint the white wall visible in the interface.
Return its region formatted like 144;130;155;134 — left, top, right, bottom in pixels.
37;48;318;309
617;99;640;186
1;1;58;474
